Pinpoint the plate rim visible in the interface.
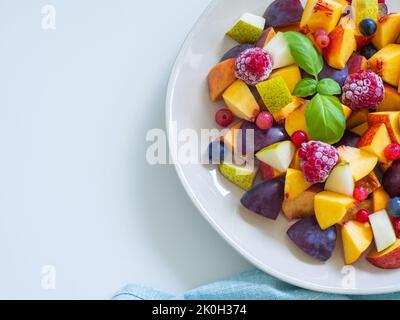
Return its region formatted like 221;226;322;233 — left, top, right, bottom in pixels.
165;0;400;296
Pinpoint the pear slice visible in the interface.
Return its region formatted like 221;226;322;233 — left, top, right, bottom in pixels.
263;32;295;69
219;162;257;191
369;210;397;252
226;13;265;44
325;162;355;197
256;141;296;172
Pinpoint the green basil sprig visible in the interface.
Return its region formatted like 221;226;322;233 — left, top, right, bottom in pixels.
293;78;318;97
284;32;323;79
284;31;345;144
317;79;342;95
305;94;346;144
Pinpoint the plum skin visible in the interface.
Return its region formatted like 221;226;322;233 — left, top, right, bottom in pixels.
383;160;400;198
220;44;254;62
287;216;337;261
301;63;348;87
241;177;285;220
263;0;304;28
334;131;361;148
239;121;290;155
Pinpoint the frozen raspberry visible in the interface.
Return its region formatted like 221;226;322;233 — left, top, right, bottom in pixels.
342;70;385;111
299;141;339;183
235;48;272;86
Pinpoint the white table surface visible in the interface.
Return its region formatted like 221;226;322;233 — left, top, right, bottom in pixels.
0;0;251;299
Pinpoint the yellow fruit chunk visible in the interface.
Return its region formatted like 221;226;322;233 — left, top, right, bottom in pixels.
378;85;400;112
373;187;390;212
369;44;400;87
284;103;309;137
354;0;378;25
300;0;345;34
350;122;368;136
368;111;400;143
346;109;369;129
342;221;373;265
372;13;400;50
323;16;356;69
223;80;260;121
269;65;301;93
342;104;352;120
357;124;391;163
315;191;355;229
221;120;244;154
284;168;312;200
337;146;378;181
289;149;302;170
273;96;306;122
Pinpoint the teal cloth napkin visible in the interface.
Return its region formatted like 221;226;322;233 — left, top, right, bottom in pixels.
112;269;400;300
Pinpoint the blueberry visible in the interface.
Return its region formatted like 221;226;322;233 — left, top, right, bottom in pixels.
208;141;226;163
359;43;378;59
387;197;400;218
359;18;377;37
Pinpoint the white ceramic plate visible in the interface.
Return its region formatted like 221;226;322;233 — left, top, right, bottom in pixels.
166;0;400;295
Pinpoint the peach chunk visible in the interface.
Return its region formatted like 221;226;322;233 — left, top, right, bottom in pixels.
208;58;237;102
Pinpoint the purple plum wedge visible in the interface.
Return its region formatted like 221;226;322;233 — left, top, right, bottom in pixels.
239;121;289;155
334;131;361;148
383;160;400;198
287;216;337;261
241;177;285;220
263;0;303;28
220;44;254;62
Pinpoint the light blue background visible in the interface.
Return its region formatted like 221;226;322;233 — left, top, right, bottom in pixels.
0;0;251;299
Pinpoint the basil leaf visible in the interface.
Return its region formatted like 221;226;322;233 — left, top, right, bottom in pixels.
305;94;346;144
284;32;323;79
317;79;342;95
293;78;318;97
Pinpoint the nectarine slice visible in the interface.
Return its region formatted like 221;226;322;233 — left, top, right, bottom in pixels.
368;239;400;269
208;58;237;102
368;44;400;87
357;124;391;163
372;13;400;50
342;221;373;265
368;111;400;144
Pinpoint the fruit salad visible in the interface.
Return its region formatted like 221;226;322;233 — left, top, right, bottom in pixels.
207;0;400;269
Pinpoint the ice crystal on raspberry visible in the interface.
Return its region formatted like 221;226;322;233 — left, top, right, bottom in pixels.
342;70;384;111
235;47;272;86
299;141;339;184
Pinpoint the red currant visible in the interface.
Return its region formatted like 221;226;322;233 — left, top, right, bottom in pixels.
393;218;400;238
353;186;368;202
384;143;400;161
356;209;370;223
314;28;327;38
215;108;233;127
315;34;330;48
255;111;273;131
291;130;308;147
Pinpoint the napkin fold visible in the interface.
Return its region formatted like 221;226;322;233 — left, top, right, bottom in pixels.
112;268;400;300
